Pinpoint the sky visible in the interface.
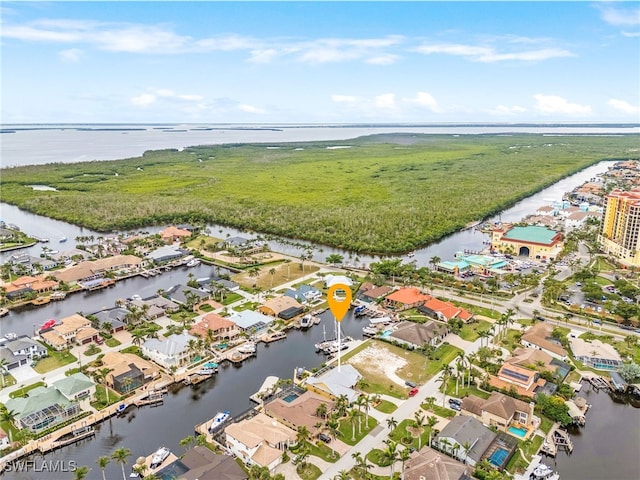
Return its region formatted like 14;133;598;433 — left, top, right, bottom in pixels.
1;1;639;124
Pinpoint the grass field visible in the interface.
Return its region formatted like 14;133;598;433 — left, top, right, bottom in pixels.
1;134;635;253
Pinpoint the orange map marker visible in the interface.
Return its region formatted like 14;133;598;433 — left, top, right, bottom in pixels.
327;283;352;322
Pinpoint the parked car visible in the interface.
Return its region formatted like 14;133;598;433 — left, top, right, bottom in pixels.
405;381;417;388
450;403;461;411
408;387;419;397
448;398;462;406
317;433;331;443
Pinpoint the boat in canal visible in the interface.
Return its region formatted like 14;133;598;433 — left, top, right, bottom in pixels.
208;411;231;432
59;236;68;243
531;464;560;480
237;341;257;354
186;258;201;267
0;307;9;317
299;314;313;329
197;362;219;375
149;446;171;469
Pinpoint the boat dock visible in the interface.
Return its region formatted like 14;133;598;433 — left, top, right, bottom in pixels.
249;375;279;403
134;390;165;407
541;425;573;457
585;376;610;392
259;331;287;344
49;426;96;450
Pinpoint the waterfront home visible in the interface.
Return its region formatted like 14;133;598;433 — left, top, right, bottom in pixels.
419;297;474;323
404;447;471;480
491;224;563;261
304;364;362;402
8;254;57;275
434;416;497;467
228;310;274;333
159;225;192;244
129;298;167;319
91;308;128;333
142;332;196;369
387;320;448;349
40;313;100;350
3;275;59;301
357;283;393;303
224;236;252;249
50;248;92;264
189;313;239;341
284;284;322;304
0;335;48;369
146;245;190;264
507;347;571;381
384;288;430;311
156;446;247;480
258;296;304;320
166;284;210;306
488;363;549;399
5;373;95;434
461;392;534;433
51;255;143;284
520;323;568;361
569;337;622;370
264;390;334;436
101;351;160;393
225;412;297;471
324;274;353;288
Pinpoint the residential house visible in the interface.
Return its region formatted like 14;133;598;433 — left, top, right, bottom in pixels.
461;392;534;433
520;323;568;360
156;446;247;480
40;314;100;350
4;373;95;434
324;274;353;289
0;347;29;371
146;245;190;264
1;335;47;363
264;391;334;436
434;416;497;467
225;412;297;471
166;284;210;306
419;297;474;323
159;226;192;244
258;296;304;320
189;313;238;341
384;288;429;311
142;332;196;369
91;308;128;333
228;310;274;333
404;447;472;480
51;255;142;285
305;364;362;402
507;347;571;382
357;284;393;303
569;337;622;370
4;275;59;301
387;321;448;349
284;285;322;304
101;351;160;394
488;363;548;399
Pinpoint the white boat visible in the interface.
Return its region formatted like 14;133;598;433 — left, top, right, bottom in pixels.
0;308;9;317
300;314;313;329
186;258;201;267
237;341;257;354
532;464;560;480
362;326;378;337
59;237;68;243
197;361;219;375
150;446;171;469
209;411;231;432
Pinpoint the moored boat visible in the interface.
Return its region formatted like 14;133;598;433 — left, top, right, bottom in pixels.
186;258;201;267
32;296;51;306
150;446;171;469
237;341;257;354
50;291;67;300
299;314;313;329
531;464;560;480
208;411;231;432
59;236;68;243
0;307;9;317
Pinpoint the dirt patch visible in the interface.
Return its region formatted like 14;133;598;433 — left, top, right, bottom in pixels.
347;343;407;386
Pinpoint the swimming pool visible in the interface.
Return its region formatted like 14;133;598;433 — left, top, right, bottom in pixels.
283;393;300;403
380;330;393;338
488;447;509;467
508;426;527;438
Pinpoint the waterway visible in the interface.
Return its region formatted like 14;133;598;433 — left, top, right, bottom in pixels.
1;126;639;479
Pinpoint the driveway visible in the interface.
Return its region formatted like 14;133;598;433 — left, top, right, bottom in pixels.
8;364;38;383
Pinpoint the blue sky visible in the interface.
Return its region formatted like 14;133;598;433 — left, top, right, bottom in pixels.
1;1;639;123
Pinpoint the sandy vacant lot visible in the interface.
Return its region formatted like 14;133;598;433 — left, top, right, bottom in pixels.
348;343;407;386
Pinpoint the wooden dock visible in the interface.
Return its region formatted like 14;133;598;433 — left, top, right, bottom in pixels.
585;376;610;392
259;331;287;344
50;427;96;449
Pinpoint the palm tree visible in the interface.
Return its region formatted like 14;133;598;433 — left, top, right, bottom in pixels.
414;412;425;450
268;267;277;287
315;402;328;419
430;256;441;271
362;395;372;428
436;365;453;406
382;439;399;478
73;466;90;480
399;447;411;479
427;415;439;447
93;367;113;406
334;471;351;480
296;425;310;446
461;440;472;463
0;408;16;443
352;451;372;479
96;456;110;480
0;358;8;388
347;408;360;441
111;447;132;480
180;435;195;451
333;394;349;417
386;416;398;431
326;418;341;458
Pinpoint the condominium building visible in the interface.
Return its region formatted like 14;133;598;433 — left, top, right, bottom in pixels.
598;189;640;267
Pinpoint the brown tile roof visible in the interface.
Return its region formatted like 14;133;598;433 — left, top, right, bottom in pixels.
55;314;91;335
460;395;485;417
264;391;334;434
40;330;66;346
102;351;159;380
405;447;470;480
521;323;567;357
75;327;99;342
385;288;429;305
160;226;191;239
481;392;531;421
225;412;296;450
189;313;236;337
362;285;393;299
389;321;448;347
259;296;302;316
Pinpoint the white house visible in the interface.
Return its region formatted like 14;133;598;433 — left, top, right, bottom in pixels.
142;332;196;369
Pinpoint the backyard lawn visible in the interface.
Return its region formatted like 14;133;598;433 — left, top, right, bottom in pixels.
32;349;77;374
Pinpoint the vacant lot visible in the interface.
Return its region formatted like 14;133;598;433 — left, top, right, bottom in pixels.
1;134;636;253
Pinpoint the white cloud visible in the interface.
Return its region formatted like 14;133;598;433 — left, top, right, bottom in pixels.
375;93;396;109
622;31;640;37
248;48;280;63
406;92;442;112
597;4;640;27
415;42;573;63
59;48;83;62
534;94;592;116
131;93;156;107
607;99;639;115
365;54;398;65
490;105;528;115
332;95;357;104
238;104;265;114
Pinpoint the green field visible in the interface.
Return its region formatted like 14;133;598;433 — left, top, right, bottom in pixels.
1;134;636;253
